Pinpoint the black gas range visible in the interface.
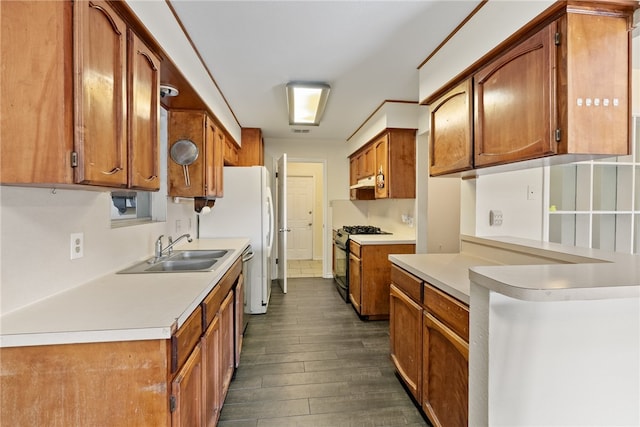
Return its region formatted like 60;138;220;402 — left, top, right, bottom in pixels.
334;225;388;249
333;225;391;302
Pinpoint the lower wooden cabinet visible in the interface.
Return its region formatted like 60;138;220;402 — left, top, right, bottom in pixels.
172;343;204;427
0;257;244;426
389;264;469;427
219;290;235;398
349;241;415;319
389;284;422;401
202;315;221;427
422;311;469;427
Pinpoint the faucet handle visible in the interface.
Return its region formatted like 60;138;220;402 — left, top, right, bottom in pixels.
167;236;174;255
154;235;165;259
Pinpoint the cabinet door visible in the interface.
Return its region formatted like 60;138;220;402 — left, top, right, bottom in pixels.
422;311;468;427
234;274;244;368
168;111;206;197
128;30;160;191
205;117;223;198
374;135;389;199
389;284;422;401
74;0;128;187
171;343;204;427
1;0;75;185
239;128;264;166
349;156;358;200
223;139;239;166
219;291;235;399
363;146;375;177
429;79;473;176
348;252;361;313
202;315;221;427
474;22;557;168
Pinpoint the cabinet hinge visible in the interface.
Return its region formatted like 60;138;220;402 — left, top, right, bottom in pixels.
275;172;279;178
554;32;561;46
70;151;78;168
555;129;562;142
169;395;176;413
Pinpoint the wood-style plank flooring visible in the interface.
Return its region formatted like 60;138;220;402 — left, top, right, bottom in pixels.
219;278;429;426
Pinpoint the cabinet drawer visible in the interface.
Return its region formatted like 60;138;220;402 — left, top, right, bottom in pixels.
423;283;469;341
202;257;242;329
349;241;361;258
202;285;222;329
172;305;203;373
390;265;422;303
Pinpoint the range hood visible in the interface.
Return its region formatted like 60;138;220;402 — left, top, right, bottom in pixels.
350;175;375;189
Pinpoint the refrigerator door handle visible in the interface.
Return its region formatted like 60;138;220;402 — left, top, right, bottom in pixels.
266;191;275;255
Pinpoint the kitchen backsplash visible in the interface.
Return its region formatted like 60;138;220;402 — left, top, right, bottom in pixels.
330;198;416;237
0;186;195;314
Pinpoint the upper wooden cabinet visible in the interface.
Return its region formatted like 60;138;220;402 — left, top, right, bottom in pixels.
1;0;74;185
427;2;636;176
128;30;161;190
238;128;264;166
352;145;375;180
474;23;557;168
74;0;128;187
373;129;416;199
429;80;473;176
168;110;224;199
223;135;239;166
0;0;160;190
348;128;416;199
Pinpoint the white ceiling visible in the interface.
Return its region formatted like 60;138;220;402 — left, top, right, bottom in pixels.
169;0;481;141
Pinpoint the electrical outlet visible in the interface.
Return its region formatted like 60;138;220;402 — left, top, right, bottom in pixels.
489;210;503;226
70;233;84;260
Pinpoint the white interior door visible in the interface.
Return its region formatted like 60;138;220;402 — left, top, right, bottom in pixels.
287;176;314;260
277;154;288;293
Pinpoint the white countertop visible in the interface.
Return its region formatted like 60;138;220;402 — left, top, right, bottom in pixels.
348;234;416;245
0;238;250;348
389;235;640;304
389;253;499;304
466;236;640;302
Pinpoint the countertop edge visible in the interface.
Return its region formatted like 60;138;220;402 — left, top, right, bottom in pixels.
390;235;640;304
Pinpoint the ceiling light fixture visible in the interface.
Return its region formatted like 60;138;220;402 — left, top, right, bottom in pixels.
286;82;330;126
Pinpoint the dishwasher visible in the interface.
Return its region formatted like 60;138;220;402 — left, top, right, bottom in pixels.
240;245;254;333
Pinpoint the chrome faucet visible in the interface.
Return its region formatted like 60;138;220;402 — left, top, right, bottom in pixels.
153;233;193;261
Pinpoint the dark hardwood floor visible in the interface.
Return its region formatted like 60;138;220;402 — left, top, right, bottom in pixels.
219;277;429;426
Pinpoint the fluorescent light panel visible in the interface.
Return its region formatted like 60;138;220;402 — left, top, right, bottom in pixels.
286;82;330;126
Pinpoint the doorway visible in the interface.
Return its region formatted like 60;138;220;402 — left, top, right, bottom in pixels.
286;161;325;278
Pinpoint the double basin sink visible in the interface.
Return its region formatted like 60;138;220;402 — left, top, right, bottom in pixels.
118;249;231;274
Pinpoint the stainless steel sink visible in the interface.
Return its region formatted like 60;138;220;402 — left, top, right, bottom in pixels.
170;250;229;260
145;258;218;272
117;249;231;274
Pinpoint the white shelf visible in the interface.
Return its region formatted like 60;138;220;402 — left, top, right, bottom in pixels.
547;115;640;254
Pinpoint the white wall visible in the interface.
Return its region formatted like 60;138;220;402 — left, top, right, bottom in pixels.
0;187;195;314
367;199;415;238
473;168;545;240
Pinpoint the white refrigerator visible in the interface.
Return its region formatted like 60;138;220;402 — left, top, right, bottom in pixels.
198;166;274;314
